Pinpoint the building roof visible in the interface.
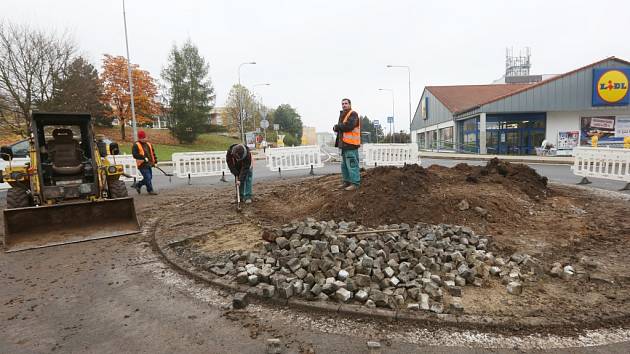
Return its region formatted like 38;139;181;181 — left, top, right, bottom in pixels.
426;84;532;114
426;56;630;116
457;56;630;114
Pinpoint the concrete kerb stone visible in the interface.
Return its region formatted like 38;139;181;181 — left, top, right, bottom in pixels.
288;299;341;314
149;209;630;332
338;304;397;321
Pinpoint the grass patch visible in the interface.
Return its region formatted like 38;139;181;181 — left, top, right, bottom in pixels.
119;133;239;161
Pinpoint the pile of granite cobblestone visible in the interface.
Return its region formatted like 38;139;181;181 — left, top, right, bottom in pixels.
204;219;554;314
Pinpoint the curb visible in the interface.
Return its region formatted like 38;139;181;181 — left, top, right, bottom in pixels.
149;205;630;333
419;153;574;165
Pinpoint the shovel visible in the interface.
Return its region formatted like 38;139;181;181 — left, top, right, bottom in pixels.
153;164;173;183
235;179;242;213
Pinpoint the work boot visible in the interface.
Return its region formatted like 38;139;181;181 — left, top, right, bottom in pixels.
148;190;159;195
337;182;350;190
344;184;358;191
134;184;141;194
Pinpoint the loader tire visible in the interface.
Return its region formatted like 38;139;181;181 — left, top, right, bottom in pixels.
6;188;31;209
108;180;128;199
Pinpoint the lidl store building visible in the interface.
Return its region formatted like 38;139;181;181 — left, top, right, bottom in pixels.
410;57;630;155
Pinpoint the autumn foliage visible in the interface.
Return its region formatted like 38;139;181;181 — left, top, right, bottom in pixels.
100;54;160;140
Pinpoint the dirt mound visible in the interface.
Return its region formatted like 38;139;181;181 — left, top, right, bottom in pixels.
460;158;548;199
258;159;550;229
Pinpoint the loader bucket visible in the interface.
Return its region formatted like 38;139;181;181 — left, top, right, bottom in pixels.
3;198;140;252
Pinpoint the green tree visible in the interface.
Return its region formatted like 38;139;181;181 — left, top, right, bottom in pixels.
161;40;215;143
383;130;411;143
39;57;111;126
271;104;303;146
359;115;384;143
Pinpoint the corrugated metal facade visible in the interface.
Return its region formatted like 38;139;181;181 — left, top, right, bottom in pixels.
454;59;630;119
410;89;453;130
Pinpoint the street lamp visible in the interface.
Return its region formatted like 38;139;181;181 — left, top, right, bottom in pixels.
238;61;256;143
386;65;412;130
378;88;395;143
122;0;137;141
251;83;271;137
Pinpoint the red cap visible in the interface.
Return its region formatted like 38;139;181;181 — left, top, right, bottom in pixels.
137;130;146;140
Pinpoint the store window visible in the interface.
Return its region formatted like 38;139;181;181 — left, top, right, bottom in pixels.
439;127;453;150
458;117;479;153
417;132;426;149
486;113;546;155
426;130;435;149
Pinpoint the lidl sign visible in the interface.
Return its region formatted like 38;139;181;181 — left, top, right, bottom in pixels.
593;68;630;106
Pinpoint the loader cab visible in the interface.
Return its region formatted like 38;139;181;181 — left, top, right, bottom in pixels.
32;113;99;202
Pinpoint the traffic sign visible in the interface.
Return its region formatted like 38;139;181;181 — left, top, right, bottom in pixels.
260;119;269;129
387;116;394;124
273;124;280;131
373;119;380;126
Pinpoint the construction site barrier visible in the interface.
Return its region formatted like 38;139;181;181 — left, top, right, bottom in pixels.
172;151;229;184
571;147;630;190
107;154;142;182
362;143;420;167
266;145;323;176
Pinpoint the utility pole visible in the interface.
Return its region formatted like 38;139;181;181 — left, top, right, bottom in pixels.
378;88;395;143
386;65;412;131
122;0;137;141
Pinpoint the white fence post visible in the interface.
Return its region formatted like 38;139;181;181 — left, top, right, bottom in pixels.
362;143;419;167
571;147;630;190
266;145;323;176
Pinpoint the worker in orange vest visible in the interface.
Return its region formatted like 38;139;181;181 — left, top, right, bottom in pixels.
333;98;361;191
132;130;158;195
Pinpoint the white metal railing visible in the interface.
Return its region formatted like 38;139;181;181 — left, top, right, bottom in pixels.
572;147;630;190
107;154;142;182
266;145;323;175
172;151;230;183
362;143;420;167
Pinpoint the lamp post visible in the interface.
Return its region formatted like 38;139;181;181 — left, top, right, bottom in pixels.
251;83;271;133
238;61;256;143
122;0;137;141
378;88;395;143
386;65;411;131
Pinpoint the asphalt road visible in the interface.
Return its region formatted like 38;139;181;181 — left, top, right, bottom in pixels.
1;158;629;353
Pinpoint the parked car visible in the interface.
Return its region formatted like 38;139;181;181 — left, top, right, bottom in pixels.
0;139;30;190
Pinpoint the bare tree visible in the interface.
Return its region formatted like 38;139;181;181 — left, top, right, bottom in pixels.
0;21;75;136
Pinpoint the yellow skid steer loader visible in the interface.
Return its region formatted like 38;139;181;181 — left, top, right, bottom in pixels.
0;112;140;252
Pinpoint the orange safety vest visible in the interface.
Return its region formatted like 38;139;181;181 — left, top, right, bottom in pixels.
135;141;155;167
341;110;361;146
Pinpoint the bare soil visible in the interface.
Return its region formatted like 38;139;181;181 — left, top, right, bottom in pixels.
151;159;630;329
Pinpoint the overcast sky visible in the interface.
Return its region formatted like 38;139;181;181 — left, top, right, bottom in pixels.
3;0;630;133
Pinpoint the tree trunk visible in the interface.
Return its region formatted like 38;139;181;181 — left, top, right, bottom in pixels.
120;119;126;141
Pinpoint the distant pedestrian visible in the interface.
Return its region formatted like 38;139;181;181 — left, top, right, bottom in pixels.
227;143;253;203
132;130;158;195
333;98;361;191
